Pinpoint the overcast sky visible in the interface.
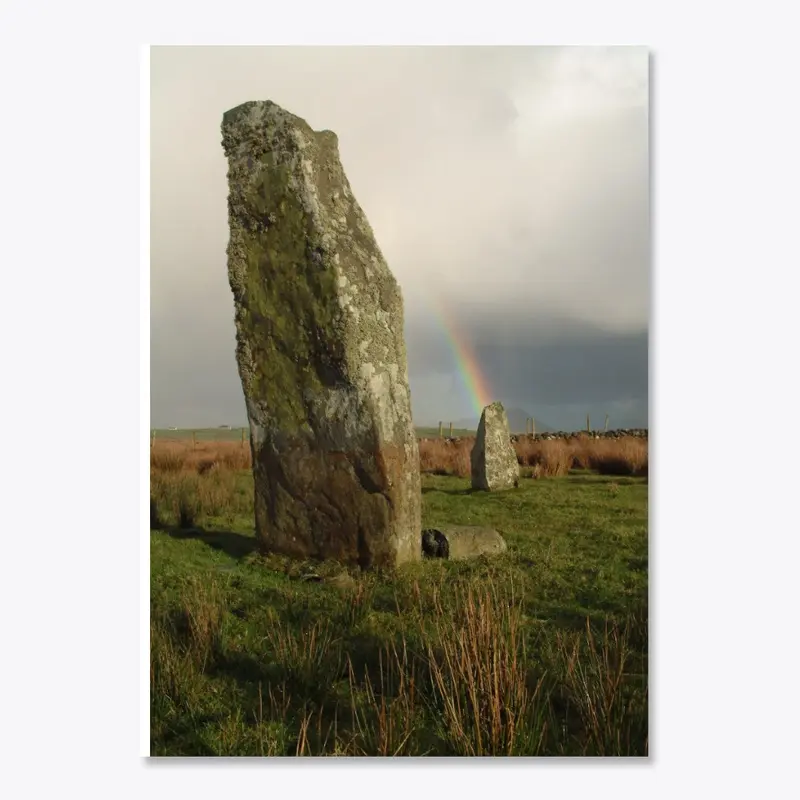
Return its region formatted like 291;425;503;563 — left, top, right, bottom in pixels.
150;46;649;431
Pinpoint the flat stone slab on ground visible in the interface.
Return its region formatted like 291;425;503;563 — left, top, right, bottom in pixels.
422;526;508;560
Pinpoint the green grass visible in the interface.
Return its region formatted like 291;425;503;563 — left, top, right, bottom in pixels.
150;469;648;756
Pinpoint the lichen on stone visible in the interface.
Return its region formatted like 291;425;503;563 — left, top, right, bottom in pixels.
222;100;421;568
471;402;520;491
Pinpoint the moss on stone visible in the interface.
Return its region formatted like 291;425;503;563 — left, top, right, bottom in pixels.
221;100;422;567
226;139;346;434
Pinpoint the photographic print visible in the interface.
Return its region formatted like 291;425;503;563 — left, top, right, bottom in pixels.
149;45;649;757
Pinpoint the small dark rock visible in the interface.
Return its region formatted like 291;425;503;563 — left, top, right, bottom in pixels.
422;528;450;559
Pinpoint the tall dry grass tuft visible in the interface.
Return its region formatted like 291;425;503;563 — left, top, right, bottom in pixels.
567;434;594;471
423;580;549;756
151;439;252;473
451;440;471;477
418;438;472;478
151;459;250;527
150;576;228;713
514;435;648;479
264;616;343;698
550;616;648;756
346;640;423;756
150;447;185;472
178;576;227;670
515;439;573;477
588;438;648;477
151;441;252;524
151;618;202;713
337;577;377;629
418;439;447;475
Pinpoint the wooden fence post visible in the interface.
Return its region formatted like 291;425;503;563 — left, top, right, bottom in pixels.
604;414;609;433
532;417;535;437
151;430;155;449
586;414;591;433
192;431;197;449
449;422;453;437
438;421;443;438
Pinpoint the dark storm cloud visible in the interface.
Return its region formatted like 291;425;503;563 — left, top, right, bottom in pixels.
403;304;647;425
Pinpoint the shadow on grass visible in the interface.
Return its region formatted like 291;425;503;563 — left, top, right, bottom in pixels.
161;525;259;560
421;486;480;496
563;475;647;486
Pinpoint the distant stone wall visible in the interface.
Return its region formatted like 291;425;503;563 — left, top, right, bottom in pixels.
514;429;648;442
419;429;649;444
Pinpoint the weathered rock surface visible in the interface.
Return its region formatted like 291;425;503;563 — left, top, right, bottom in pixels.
422;526;508;560
221;100;421;569
470;402;520;491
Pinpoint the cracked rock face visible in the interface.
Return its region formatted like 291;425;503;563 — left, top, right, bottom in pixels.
221;100;421;569
471;402;520;491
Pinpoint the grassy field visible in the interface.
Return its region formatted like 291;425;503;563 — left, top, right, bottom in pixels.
150;436;648;756
414;425;476;438
152;427;249;442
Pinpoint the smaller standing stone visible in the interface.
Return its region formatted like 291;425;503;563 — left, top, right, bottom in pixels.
471;402;520;491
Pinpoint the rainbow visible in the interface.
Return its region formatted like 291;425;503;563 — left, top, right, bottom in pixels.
426;293;492;418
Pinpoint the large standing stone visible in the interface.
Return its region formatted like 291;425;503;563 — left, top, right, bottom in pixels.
471;402;520;491
221;100;421;569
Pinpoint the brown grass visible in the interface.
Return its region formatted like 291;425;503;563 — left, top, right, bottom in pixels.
150;434;647;512
417;438;472;478
151;439;252;473
516;439;574;478
415;435;647;479
550;616;648;756
346;641;423;756
585;437;648;477
423;580;549;756
514;435;647;479
150;440;253;526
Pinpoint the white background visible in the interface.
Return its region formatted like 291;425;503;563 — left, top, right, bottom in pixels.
0;0;797;796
